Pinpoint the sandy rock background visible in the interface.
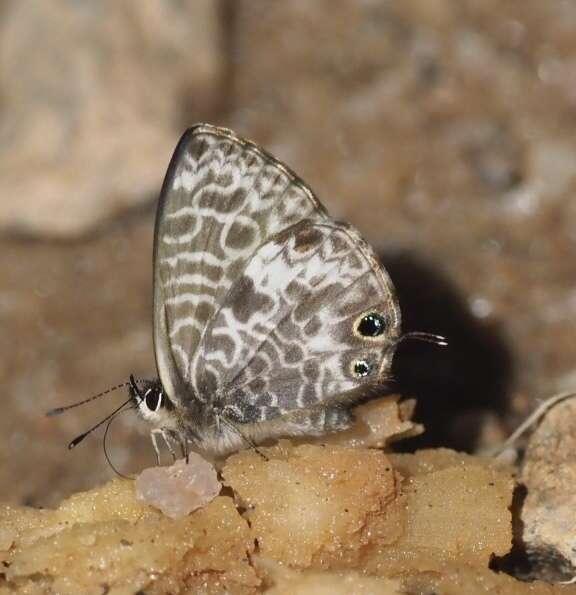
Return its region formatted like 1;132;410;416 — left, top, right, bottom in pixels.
1;0;576;506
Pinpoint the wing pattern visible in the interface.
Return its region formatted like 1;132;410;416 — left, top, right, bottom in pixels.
153;124;400;435
193;222;400;424
153;125;325;401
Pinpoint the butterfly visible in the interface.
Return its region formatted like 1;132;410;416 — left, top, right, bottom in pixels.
122;123;403;460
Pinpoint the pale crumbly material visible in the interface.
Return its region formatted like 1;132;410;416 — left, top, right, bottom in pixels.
222;442;404;569
135;453;221;519
386;448;514;567
258;563;403;595
0;481;258;595
1;444;575;594
301;395;423;449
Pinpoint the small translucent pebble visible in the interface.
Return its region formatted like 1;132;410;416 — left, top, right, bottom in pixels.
135;453;221;518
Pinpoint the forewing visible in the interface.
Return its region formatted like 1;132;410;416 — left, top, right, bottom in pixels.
153;125;327;402
194;221;401;424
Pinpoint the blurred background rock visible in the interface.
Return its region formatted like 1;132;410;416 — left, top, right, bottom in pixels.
2;0;575;506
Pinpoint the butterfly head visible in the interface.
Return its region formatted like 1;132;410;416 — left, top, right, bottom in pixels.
128;375;178;429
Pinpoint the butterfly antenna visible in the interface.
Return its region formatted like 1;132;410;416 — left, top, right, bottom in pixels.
103;406;135;480
398;331;448;347
68;396;133;449
128;374;145;403
46;382;131;417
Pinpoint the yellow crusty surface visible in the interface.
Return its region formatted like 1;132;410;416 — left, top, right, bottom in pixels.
223;442;404;569
388;449;515;566
0;481;258;595
2;444;575;594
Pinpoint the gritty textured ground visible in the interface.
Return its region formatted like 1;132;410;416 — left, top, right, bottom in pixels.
3;444;575;593
0;445;531;594
1;0;576;507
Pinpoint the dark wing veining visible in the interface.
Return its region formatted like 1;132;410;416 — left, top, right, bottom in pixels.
153;125;327;403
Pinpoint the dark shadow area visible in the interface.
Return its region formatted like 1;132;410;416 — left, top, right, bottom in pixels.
491;483;576;582
380;252;514;452
490;483;532;580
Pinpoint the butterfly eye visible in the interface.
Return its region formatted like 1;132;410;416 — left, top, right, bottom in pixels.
354;360;372;378
357;313;387;337
145;388;163;412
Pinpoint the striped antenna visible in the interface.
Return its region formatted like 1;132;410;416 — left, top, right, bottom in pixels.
46;381;135;417
68;396;133;449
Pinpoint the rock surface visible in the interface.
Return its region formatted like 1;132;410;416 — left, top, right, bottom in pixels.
0;0;223;237
521;396;576;581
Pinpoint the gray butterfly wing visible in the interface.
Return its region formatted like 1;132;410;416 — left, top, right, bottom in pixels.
193;220;401;431
153;124;327;404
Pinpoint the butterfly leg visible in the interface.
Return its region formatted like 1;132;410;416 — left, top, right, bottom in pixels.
150;428;179;464
150;429;163;465
162;429;178;462
178;437;189;463
218;412;269;461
